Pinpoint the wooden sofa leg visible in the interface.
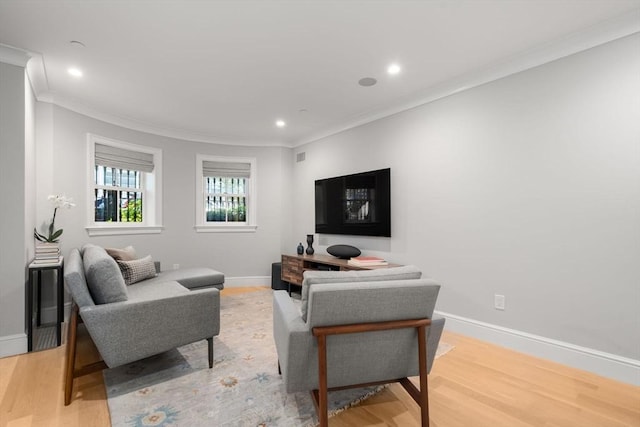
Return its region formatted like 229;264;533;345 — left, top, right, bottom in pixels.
207;337;213;368
64;304;108;406
64;304;79;406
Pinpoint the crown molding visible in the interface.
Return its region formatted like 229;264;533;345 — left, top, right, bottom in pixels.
0;43;31;67
291;9;640;147
35;93;289;148
25;53;48;95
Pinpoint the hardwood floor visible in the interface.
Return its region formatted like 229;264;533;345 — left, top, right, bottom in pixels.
1;287;638;426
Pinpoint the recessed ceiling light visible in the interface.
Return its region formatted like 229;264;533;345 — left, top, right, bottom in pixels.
387;63;401;75
275;120;286;128
358;77;377;87
68;67;83;77
69;40;86;48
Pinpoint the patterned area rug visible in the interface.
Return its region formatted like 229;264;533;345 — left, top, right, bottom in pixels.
104;289;452;427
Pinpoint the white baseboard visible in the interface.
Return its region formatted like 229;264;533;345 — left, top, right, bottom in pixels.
223;276;271;288
0;333;28;358
436;310;640;386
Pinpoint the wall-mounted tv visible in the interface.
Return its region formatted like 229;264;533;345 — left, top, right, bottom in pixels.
315;168;391;237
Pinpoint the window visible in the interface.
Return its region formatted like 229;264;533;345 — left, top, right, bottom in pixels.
87;134;163;236
94;165;144;223
204;176;247;222
195;155;257;232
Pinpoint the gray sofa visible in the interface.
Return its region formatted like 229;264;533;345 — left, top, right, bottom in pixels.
63;244;223;404
273;265;445;426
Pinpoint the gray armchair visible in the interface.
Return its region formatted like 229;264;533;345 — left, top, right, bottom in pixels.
63;246;220;405
273;266;445;426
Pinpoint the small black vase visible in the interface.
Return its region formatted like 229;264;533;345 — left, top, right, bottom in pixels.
305;234;315;255
297;242;304;255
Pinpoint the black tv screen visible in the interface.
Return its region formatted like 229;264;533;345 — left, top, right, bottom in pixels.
315;168;391;237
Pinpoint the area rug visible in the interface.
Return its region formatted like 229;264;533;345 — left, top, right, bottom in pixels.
104;288;453;427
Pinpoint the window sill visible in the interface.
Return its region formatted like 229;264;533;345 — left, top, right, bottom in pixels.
194;224;257;233
86;225;164;236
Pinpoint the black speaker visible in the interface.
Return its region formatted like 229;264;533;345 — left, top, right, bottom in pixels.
271;262;288;290
326;244;361;259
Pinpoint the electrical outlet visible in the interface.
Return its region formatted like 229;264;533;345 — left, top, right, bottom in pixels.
173;263;180;270
494;294;506;310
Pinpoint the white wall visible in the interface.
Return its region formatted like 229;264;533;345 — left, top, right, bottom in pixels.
38;105;291;283
25;70;36;271
0;60;29;356
291;34;640;379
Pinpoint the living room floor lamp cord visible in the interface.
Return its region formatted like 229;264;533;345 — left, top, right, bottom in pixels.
311;318;432;427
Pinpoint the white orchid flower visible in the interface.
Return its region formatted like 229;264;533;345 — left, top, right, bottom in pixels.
35;194;76;243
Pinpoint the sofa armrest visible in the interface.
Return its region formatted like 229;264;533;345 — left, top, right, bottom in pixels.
427;314;445;373
80;288;220;368
272;291;315;392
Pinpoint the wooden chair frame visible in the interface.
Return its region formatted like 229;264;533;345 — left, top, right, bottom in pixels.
311;318;432;427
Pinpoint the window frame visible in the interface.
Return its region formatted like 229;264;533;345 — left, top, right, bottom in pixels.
86;134;163;236
195;154;257;233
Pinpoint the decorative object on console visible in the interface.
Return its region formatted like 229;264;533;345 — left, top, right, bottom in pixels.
297;242;304;255
33;242;61;263
306;234;315;255
326;244;361;259
34;194;75;243
347;256;388;267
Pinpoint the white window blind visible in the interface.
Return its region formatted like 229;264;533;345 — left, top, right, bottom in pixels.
202;161;250;178
95;143;155;173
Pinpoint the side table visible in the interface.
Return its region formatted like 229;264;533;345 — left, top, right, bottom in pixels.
27;256;64;352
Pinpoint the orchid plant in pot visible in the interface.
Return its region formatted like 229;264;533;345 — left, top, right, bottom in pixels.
34;194;76;243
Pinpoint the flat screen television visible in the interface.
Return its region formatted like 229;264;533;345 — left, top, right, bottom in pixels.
315;168;391;237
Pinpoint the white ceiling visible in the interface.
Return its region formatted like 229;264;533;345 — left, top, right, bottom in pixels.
0;1;639;147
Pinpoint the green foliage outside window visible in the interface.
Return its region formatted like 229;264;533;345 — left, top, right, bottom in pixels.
206;203;246;222
121;198;143;222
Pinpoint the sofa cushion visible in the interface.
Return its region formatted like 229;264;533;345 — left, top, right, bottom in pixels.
106;245;137;261
145;267;225;290
65;248;95;308
82;245;129;304
300;265;422;321
80;243;100;256
126;279;189;301
117;255;158;285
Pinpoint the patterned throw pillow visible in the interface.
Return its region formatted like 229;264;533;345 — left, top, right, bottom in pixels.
117;255;157;285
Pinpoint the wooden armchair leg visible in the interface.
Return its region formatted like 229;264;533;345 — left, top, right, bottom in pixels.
316;334;329;427
64;304;79;406
417;324;430;426
398;324;430;426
